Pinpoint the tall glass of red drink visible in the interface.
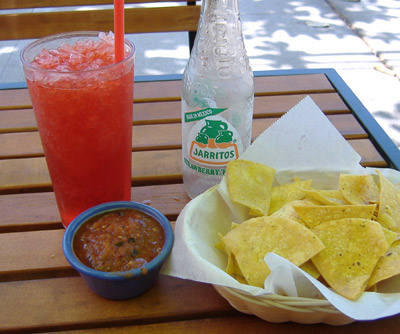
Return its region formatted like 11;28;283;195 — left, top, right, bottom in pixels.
21;32;135;227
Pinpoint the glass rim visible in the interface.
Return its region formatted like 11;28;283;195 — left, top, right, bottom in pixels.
20;31;135;75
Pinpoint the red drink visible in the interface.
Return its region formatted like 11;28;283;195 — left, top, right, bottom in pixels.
21;32;135;227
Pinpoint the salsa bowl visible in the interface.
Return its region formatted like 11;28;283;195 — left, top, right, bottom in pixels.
62;201;174;300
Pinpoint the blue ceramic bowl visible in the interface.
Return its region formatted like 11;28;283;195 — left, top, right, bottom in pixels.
62;201;174;300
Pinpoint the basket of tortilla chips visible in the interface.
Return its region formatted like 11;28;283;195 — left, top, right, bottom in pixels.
162;97;400;325
216;160;400;324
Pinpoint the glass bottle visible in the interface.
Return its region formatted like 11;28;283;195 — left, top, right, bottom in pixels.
181;0;254;198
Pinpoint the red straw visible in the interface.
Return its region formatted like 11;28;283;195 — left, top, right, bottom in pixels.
114;0;125;63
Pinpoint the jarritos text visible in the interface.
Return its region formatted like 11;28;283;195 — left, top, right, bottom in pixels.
185;110;242;167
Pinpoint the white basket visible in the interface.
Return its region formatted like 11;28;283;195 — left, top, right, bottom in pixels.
214;285;355;325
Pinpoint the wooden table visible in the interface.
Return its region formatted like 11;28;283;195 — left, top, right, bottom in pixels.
1;69;399;333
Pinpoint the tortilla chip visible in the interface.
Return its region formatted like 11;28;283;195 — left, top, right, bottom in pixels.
216;232;247;284
225;249;236;275
229;222;240;230
226;160;276;216
269;179;313;214
368;239;400;288
293;204;377;228
215;235;225;252
300;260;321;279
377;171;400;232
382;227;398;246
339;174;380;205
302;188;346;205
222;216;325;288
226;252;247;283
270;200;314;226
311;218;389;300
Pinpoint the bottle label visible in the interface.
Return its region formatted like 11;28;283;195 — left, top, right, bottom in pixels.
184;107;227;122
185;111;243;167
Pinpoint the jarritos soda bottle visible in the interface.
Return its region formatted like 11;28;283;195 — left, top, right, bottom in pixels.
181;0;254;198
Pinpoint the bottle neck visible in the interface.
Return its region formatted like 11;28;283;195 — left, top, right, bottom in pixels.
186;0;251;79
201;0;239;15
199;0;240;31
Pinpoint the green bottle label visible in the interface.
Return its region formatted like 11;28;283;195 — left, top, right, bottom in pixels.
186;115;243;167
184;107;227;123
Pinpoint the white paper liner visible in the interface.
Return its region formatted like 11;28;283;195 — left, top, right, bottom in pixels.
161;96;400;321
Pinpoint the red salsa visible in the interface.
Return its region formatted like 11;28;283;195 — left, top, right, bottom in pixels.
73;208;165;272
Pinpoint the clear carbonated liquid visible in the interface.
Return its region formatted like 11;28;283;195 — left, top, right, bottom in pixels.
182;79;253;198
181;0;254;198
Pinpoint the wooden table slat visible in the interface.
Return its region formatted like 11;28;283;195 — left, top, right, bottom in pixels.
0;229;69;277
0;150;183;192
0;275;234;333
0;141;386;194
0;184;189;232
0;74;335;111
30;314;400;334
0;114;366;159
0;92;349;135
254;74;335;95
